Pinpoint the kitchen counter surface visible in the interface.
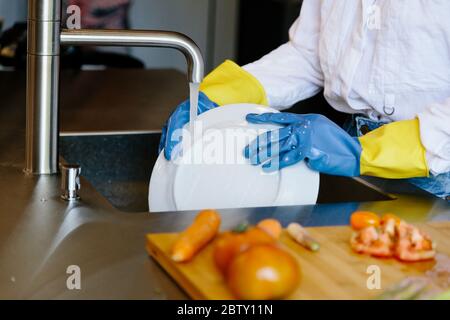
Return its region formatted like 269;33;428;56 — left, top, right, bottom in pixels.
0;70;448;299
0;68;188;133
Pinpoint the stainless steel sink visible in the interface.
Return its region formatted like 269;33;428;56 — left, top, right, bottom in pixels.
60;132;393;213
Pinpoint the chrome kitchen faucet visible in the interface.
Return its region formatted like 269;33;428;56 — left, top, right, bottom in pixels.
25;0;204;175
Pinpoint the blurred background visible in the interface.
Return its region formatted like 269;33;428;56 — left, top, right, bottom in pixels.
0;0;302;73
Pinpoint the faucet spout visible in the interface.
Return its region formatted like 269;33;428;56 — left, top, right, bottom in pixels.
25;0;205;175
60;29;204;84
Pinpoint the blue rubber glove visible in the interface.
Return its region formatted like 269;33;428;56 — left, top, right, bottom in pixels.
159;92;218;160
244;113;362;176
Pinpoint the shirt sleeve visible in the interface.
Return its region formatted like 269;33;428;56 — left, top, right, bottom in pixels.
417;98;450;175
243;0;324;110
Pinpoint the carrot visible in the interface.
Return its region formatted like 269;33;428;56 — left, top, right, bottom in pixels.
257;219;282;239
171;209;221;262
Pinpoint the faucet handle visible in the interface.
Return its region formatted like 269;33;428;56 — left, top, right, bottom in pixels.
60;163;81;201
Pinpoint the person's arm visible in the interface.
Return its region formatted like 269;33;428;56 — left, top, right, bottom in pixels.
244;101;450;180
359;98;450;178
244;113;431;179
243;0;324;110
160;0;324;159
244;104;449;179
200;0;324;109
417;99;450;175
333;98;450;179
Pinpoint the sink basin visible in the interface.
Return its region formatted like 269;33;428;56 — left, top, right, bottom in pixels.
60;132;392;212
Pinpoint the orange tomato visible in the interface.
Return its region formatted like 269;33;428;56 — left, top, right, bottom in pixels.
244;227;276;246
227;245;300;300
257;219;282;239
213;227;275;274
213;232;246;274
381;213;401;225
350;211;380;230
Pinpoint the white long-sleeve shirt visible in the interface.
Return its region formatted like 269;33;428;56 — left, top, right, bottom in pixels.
243;0;450;175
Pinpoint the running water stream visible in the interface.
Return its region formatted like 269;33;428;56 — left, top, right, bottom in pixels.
189;82;200;129
186;82;201;160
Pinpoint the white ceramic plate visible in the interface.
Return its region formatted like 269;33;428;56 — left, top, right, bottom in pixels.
149;104;319;212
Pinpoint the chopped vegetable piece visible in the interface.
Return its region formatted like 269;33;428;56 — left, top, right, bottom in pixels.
350;225;395;258
287;223;320;252
433;289;450;300
381;213;401;226
350;215;436;262
213;227;275;274
375;278;430;300
232;222;249;233
395;221;435;262
257;218;282;239
227;244;300;300
350;211;380;230
171;209;221;262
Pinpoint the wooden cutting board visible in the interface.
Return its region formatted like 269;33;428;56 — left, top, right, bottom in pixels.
146;222;450;299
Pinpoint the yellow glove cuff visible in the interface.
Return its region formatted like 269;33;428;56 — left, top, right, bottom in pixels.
200;60;268;106
359;119;429;179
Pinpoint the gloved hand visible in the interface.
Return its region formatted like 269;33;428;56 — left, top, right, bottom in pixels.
158;92;217;160
245;112;429;179
159;60;268;160
244;113;362;176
